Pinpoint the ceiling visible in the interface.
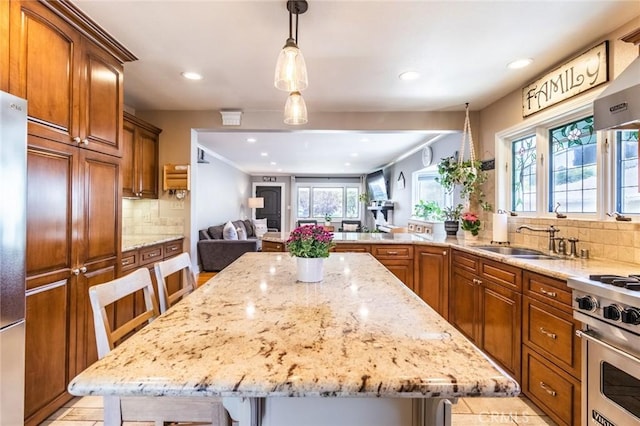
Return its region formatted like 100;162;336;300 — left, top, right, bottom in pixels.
72;0;640;175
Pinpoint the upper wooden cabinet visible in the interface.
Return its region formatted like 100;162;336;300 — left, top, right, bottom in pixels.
0;1;9;92
8;0;134;157
122;112;161;198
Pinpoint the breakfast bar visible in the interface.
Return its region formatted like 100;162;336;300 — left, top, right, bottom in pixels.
68;252;519;426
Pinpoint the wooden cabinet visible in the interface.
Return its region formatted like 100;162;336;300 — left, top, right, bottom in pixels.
522;271;581;425
414;246;449;318
25;136;120;425
122;112;161;198
450;250;522;382
262;240;286;252
0;0;8;92
371;244;414;289
9;2;135;424
9;1;129;158
333;243;371;253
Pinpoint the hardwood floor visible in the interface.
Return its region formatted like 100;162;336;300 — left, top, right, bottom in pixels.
197;271;216;287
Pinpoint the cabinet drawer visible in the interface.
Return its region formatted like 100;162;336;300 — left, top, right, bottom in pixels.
139;245;163;265
452;249;479;274
524;271;572;309
333;244;371;253
164;240;183;258
522;346;581;426
480;258;521;291
121;250;138;272
523;297;581;378
372;245;413;259
262;240;285;252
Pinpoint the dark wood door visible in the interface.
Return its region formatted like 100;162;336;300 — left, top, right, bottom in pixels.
24;137;76;425
414;246;449;319
10;0;81;145
256;186;281;231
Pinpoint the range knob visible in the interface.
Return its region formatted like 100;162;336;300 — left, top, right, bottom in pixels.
603;305;622;321
621;308;640;325
575;295;598;312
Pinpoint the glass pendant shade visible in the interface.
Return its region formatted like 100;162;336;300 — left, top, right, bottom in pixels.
284;91;308;125
274;38;308;92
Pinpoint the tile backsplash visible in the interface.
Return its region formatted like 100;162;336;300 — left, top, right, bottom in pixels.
479;213;640;264
122;199;185;236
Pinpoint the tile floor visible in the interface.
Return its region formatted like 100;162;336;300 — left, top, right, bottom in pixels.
41;395;557;425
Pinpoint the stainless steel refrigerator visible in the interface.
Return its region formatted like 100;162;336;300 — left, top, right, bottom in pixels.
0;91;27;426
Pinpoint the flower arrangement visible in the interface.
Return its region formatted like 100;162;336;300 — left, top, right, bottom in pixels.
460;212;481;236
286;225;335;258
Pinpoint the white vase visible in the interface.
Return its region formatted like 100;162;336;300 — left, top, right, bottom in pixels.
296;257;324;283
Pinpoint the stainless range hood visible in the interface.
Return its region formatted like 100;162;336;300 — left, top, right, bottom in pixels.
593;56;640;130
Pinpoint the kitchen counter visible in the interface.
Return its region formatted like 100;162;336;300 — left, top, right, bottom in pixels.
68;252;518;426
121;234;184;252
263;231;640;281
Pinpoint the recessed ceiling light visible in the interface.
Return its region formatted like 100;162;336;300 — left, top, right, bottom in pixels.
344;162;351;166
246;137;257;143
399;71;420;81
360;137;369;143
350;153;359;157
507;58;533;69
277;168;282;172
260;152;268;157
181;71;203;80
270;161;277;166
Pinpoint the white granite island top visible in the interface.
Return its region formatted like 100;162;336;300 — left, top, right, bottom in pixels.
68;252;518;401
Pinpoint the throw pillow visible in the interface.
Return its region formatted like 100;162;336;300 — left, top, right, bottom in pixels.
253;218;268;237
222;221;238;240
237;226;247;240
343;224;359;231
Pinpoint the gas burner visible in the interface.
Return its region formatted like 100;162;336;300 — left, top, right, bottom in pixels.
588;274;640;291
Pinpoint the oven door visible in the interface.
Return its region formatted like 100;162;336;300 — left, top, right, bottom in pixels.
578;329;640;426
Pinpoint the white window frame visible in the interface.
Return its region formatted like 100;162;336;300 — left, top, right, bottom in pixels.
411;166;453;215
294;182;363;221
495;91;615;220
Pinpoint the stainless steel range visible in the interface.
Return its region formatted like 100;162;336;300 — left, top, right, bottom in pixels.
568;274;640;426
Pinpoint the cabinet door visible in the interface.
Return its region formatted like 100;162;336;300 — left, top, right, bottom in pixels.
1;0;8;92
121;118;137;197
377;259;413;289
78;38;124;157
9;1;81;144
414;246;449;319
262;241;285;252
24;137;77;425
137;126;159;198
481;281;522;382
449;271;480;343
333;244;370;253
72;149;121;375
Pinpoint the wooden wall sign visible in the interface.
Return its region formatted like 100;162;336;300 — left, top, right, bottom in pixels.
522;41;608;117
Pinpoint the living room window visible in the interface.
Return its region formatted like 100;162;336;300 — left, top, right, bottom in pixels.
296;184;361;220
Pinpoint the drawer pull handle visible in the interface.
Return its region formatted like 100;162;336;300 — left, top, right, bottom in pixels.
387;251;398;255
540;288;557;298
122;260;130;266
539;381;557;396
442;251;447;256
169;247;177;251
538;327;557;339
148;253;158;258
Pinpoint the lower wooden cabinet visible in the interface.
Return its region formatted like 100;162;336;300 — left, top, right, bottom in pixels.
333;243;370;253
414;246;449;318
372;245;414;289
262;240;285;252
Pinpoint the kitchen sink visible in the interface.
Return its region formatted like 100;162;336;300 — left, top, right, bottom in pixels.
474;246;557;259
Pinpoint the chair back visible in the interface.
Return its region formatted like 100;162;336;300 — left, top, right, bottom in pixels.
340;220;362;232
297;219;318;227
154;252;197;313
89;268;160;359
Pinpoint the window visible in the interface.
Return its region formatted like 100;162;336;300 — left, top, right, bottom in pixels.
296;185;360;220
549;116;597;213
511;135;537;212
412;167;451;213
616;130;640;214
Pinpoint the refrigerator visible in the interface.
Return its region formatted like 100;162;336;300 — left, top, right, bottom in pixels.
0;91;27;426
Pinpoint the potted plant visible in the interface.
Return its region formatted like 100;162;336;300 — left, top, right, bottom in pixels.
324;213;332;226
460;211;481;240
443;204;463;236
436;156;492;211
286;225;336;282
413;200;444;221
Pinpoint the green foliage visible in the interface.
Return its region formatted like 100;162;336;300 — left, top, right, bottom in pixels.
414;200;444;221
436;156;492;211
443;204;463;221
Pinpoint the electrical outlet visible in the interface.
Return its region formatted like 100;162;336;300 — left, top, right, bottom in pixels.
171;201;184;210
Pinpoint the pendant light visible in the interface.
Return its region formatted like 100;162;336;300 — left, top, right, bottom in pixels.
274;1;308;92
284;91;308;125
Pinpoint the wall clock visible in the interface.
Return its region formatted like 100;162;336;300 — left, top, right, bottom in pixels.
422;146;433;167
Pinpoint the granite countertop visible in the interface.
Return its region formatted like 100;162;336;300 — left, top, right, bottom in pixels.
122;234;184;252
262;231;640;281
68;252;519;399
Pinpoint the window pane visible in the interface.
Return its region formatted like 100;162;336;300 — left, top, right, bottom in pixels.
512;135;537;212
312;187;343;218
617;130;640;214
416;172;449;207
345;188;359;218
297;187;310;217
549;116;597;213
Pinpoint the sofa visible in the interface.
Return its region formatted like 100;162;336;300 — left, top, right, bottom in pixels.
198;219;262;272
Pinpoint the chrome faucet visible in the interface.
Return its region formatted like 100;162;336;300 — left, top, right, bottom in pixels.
516;225;560;254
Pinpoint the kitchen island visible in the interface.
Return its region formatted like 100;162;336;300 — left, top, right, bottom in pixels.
68;252;519;426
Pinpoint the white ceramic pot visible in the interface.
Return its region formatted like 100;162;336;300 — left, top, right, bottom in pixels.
296;257;324;283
